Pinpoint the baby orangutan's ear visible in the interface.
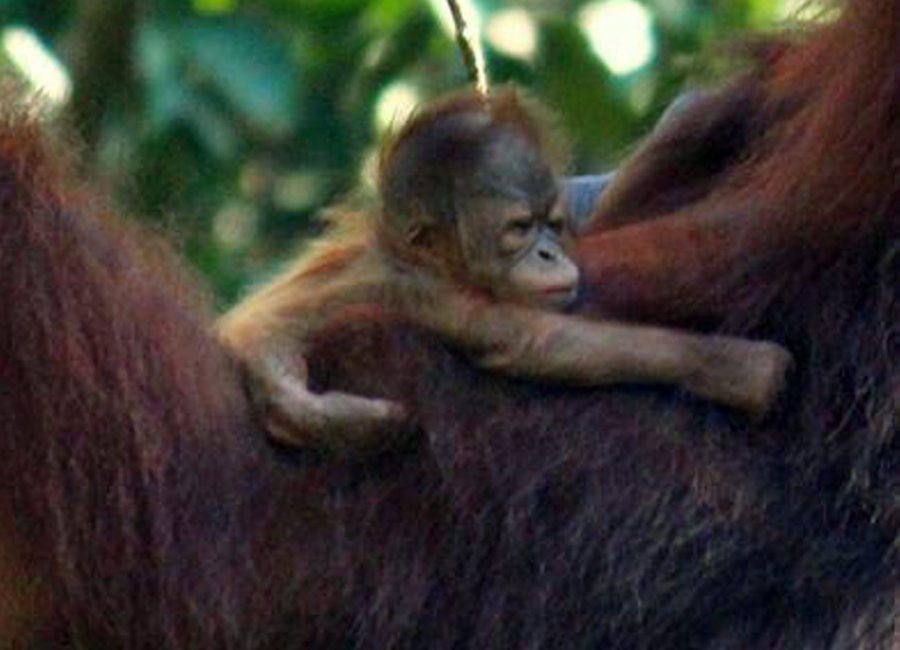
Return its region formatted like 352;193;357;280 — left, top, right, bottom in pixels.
406;222;438;249
405;223;425;245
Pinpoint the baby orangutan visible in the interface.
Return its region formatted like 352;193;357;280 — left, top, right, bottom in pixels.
217;88;792;454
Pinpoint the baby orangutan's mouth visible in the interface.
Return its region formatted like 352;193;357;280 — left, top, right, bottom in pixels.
538;285;578;310
543;285;575;296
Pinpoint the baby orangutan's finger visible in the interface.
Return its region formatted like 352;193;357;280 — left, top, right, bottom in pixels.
266;381;409;454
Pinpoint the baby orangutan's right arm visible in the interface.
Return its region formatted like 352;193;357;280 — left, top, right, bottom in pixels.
409;292;793;419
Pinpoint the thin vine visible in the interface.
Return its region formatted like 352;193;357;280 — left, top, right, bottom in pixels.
444;0;489;96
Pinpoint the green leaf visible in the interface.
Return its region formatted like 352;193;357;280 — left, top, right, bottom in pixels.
535;20;636;162
192;0;237;16
365;0;417;30
265;0;370;27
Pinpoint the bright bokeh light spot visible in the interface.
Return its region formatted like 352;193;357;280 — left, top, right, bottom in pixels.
777;0;838;21
2;27;71;106
273;171;324;212
213;201;259;250
578;0;656;76
486;8;538;61
374;81;421;133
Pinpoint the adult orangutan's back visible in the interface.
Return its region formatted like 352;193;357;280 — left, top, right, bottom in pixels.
0;103;273;646
0;0;897;647
296;0;900;645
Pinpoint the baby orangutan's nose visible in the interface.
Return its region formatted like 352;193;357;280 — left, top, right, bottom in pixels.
538;247;556;262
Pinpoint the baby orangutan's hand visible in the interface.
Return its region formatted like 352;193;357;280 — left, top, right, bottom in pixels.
253;355;408;455
682;337;794;420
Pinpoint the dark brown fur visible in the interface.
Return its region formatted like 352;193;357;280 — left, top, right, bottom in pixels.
0;0;897;647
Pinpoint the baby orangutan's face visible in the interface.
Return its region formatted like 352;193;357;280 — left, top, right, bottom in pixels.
455;134;579;311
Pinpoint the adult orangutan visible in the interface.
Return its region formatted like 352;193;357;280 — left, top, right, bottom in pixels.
0;0;896;647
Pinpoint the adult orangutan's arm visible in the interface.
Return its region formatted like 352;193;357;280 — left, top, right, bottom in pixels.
577;211;749;327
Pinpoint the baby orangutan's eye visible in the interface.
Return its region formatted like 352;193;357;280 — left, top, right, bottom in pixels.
506;217;535;235
547;217;566;234
499;216;539;256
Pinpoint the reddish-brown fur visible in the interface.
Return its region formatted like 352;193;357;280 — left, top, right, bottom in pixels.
0;0;897;647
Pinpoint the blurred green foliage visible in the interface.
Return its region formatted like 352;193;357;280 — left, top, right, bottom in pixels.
0;0;797;308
